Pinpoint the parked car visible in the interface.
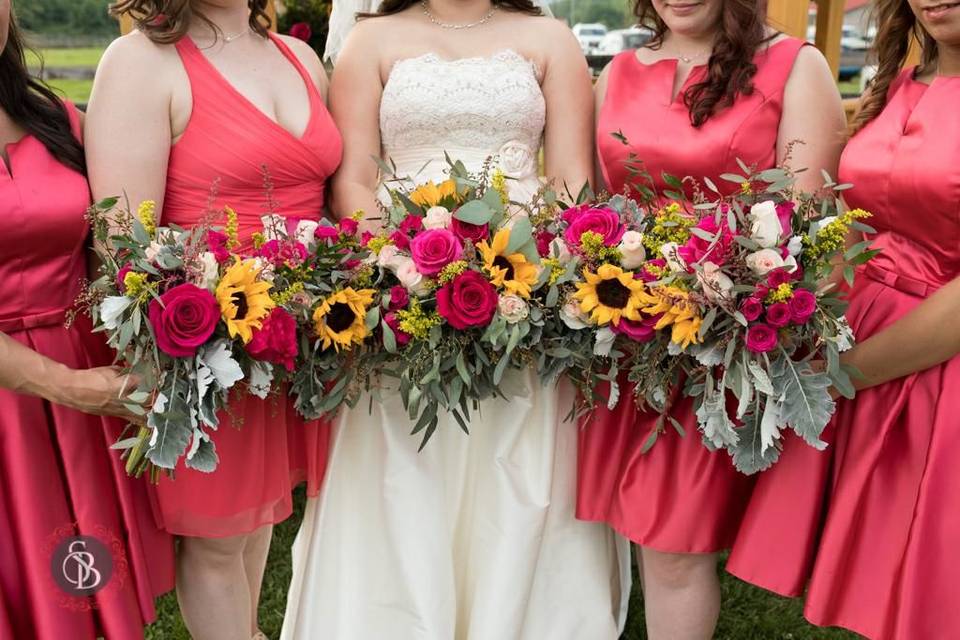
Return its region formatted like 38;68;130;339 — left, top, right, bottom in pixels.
596;27;654;55
573;23;608;55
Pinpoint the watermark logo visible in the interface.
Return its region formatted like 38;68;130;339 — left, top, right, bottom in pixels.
50;536;114;597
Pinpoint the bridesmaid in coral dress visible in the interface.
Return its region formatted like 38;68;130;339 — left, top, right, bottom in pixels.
735;2;960;638
0;3;174;638
84;1;341;638
579;0;845;637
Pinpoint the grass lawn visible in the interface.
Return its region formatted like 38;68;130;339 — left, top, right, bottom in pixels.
46;77;95;105
145;487;859;640
25;46;105;69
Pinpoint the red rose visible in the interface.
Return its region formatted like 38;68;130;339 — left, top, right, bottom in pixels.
410;228;463;277
388;285;410;311
246;308;298;371
765;302;792;328
789;289;817;324
116;263;133;292
289;22;312;43
148;283;220;357
436;270;498;330
766;268;795;288
740;297;764;322
745;323;779;354
207;230;231;263
451;217;489;243
535;230;556;257
384;311;411;347
611;316;659;342
339;218;359;236
314;225;340;242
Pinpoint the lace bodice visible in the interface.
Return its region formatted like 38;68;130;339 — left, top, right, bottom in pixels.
379;50;546;195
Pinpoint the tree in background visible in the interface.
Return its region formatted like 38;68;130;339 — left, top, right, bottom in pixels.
277;0;332;56
549;0;634;29
18;0;116;38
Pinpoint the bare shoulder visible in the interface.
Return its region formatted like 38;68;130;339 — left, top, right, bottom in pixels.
98;31;178;75
274;34;328;87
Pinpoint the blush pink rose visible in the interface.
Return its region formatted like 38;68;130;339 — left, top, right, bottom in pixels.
436;270;498;330
789;288;817;324
148;283;220;358
745;323;779;354
410;228;463;277
246;307;298;371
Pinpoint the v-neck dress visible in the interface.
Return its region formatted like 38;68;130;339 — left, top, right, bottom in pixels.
0;102;174;639
152;34;343;537
577;37;807;552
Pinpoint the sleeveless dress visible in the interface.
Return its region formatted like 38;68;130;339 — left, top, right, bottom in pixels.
282;50;630;640
752;70;959;640
0;103;174;639
153;34;342;537
578;38;808;552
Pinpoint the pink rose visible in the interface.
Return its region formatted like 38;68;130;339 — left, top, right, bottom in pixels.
745;323;779;354
611;315;659;342
258;239;308;267
776;202;795;237
289;22;312;42
789;289;817;324
148;283;220;357
450;217;489;243
360;231;374;247
436;270;498;330
765;302;792;328
535;230;556;257
314;225;340;242
339;218;359;236
640;258;667;283
410;228;463;277
740;297;764;322
246;307;298;371
563;206;625;248
384;311;411;347
388;285;409;311
391;215;425;250
766;268;795;288
207;230;231;263
677;216;734;267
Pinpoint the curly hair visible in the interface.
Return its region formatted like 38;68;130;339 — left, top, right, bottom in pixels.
109;0;272;44
360;0;543;18
848;0;936;135
634;0;773;128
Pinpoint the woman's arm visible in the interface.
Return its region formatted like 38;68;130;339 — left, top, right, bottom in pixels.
541;20;595;197
328;22;385;226
777;45;847;193
592;62;612;193
280;35;332;103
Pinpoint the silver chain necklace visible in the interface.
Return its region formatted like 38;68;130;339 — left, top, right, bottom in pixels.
421;1;497;30
222;28;251;44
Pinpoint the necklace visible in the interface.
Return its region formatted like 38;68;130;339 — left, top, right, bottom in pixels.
421;1;497;30
669;49;710;64
222;27;251;44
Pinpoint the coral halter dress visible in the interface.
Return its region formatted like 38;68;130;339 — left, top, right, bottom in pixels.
579;37;808;552
153;34;343;537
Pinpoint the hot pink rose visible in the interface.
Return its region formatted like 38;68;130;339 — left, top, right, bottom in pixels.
289;22;312;42
384;311;411;347
258;239;308;267
148;283;220;357
535;230;557;257
563;206;625;248
436;270;498;329
391;215;425;250
451;217;489;243
765;302;792;328
207;230;231;263
640;258;667;283
314;225;340;242
745;323;779;354
389;285;410;311
246;308;298;371
776;202;795;237
677;216;734;267
360;231;374;247
611;315;659;342
789;288;817;324
740;297;764;322
767;268;795;288
410;228;463;277
339;218;359;236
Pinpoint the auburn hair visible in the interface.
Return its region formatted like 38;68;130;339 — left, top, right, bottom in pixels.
360;0;543;18
634;0;773;127
848;0;936;135
109;0;272;44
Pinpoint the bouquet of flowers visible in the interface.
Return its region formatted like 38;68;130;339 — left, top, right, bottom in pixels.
363;157;557;446
87;199;282;477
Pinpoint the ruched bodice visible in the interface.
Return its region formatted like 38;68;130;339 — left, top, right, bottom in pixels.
379;50;545;197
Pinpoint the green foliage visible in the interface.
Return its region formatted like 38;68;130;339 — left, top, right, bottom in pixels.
549;0;634;30
277;0;332;55
17;0;116;38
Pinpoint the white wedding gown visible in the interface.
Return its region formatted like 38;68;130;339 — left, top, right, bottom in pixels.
282;50;630;640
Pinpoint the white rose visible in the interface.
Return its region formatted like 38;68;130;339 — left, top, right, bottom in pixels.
497;141;536;177
560;298;590;330
661;242;687;273
782;254;799;273
498;295;529;324
749;200;783;249
377;244;401;270
745;248;785;276
697;261;734;303
594;327;617;357
423;206;453;230
260;214;287;242
294;220;320;247
549;238;573;264
196;251;219;291
100;296;133;331
144;240;164;263
618;230;647;269
787;235;804;257
395;258;431;297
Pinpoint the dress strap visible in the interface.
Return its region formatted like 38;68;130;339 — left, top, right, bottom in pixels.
266;33;325;109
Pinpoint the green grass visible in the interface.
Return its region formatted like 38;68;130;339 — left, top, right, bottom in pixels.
26;46;105;69
145;487;859;640
46;77;94;104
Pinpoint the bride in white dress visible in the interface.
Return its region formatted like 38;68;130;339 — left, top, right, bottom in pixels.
282;2;630;638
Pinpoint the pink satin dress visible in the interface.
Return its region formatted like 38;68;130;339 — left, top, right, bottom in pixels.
579;37;808;552
740;69;960;640
153;34;342;537
0;103;174;639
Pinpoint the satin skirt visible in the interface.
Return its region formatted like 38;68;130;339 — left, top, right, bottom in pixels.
281;370;630;640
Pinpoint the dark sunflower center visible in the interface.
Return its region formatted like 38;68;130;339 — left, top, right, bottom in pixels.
231;292;249;320
493;255;515;280
596;279;631;309
326;302;356;333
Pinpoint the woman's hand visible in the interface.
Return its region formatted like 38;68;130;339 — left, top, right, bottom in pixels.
52;366;146;422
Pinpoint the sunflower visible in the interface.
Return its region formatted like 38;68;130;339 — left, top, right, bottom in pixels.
313;288;376;352
641;286;703;349
216;258;275;344
477;228;540;298
574;264;653;326
409;179;461;209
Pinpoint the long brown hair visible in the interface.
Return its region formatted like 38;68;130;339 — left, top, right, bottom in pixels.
1;8;85;173
849;0;936;135
634;0;772;127
109;0;272;44
360;0;543;18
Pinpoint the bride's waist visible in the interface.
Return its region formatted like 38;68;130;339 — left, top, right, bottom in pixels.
381;142;540;180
